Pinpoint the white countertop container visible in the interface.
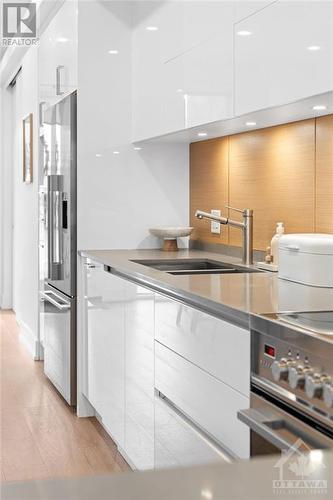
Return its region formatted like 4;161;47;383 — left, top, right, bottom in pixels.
279;233;333;288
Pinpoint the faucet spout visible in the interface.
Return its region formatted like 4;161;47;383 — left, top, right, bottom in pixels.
194;210;228;225
195;208;254;265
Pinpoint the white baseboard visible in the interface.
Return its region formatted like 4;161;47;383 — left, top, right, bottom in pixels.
0;295;12;309
17;318;41;360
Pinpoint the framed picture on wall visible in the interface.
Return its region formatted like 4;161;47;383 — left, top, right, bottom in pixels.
23;113;33;184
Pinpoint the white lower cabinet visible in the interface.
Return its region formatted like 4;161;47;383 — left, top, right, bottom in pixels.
124;282;155;470
155;341;250;460
155;294;250;397
85;261;125;447
154;394;229;469
83;260;250;468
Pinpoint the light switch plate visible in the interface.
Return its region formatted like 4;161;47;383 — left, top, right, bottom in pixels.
211;210;221;234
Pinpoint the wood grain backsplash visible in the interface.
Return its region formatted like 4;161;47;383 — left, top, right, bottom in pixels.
190;115;333;251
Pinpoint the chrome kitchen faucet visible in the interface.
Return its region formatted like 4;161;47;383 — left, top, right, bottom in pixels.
195;206;254;265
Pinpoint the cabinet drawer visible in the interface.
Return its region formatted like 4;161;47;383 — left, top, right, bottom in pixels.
155;342;250;459
155;294;250;396
155;395;229;469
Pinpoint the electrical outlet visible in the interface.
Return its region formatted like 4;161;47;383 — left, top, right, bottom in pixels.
211;210;221;234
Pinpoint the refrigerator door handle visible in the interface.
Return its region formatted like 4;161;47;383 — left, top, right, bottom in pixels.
47;175;64;280
53;190;63;264
40;290;70;310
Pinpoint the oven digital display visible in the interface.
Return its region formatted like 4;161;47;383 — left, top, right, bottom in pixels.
264;344;276;358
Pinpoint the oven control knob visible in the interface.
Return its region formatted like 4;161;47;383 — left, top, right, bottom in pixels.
288;365;311;389
305;373;324;399
272;358;292;382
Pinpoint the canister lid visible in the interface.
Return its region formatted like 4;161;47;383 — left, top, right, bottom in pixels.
279;233;333;255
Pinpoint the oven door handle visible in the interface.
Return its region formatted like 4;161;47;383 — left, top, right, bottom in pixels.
238;408;326;451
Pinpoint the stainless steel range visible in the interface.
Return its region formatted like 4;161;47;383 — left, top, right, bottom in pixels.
238;311;333;456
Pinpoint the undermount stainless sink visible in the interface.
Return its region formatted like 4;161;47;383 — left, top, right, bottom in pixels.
131;259;260;275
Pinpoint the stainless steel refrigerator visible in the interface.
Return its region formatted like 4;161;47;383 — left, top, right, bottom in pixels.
39;92;77;406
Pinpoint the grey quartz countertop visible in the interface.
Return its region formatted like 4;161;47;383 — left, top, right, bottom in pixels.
79;249;333;328
3;451;332;500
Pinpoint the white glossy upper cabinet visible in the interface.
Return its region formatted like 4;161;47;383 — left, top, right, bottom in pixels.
132;1;185;141
124;281;155;470
85;262;125;448
233;1;275;23
132;1;234;141
39;0;78;106
235;0;333;115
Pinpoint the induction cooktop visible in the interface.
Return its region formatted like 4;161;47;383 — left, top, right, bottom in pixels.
276;311;333;336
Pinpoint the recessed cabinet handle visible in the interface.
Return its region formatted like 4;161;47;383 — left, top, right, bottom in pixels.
56;65;65;96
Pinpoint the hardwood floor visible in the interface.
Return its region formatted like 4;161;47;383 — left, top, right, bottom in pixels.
0;310;130;482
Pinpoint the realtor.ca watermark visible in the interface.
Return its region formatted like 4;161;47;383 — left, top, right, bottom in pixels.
273;438;328;495
2;2;39;46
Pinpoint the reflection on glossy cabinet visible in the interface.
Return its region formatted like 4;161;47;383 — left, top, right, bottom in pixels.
125;282;155;470
235;1;333;115
39;0;78;107
85;262;125;447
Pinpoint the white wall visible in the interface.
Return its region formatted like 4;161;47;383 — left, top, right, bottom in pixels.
0;85;13;310
11;48;39;357
77;1;189;252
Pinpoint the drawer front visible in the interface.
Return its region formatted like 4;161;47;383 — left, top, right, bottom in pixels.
155;294;250;396
155;342;250;459
155;395;229;469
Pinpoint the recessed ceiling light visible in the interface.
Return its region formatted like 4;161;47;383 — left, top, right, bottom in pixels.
177;88;184;93
134;147;142;151
108;49;119;55
146;26;158;31
307;45;321;51
113;151;120;155
245;121;257;126
95;153;102;158
237;30;252;36
197;132;208;137
57;37;69;43
312;105;327;111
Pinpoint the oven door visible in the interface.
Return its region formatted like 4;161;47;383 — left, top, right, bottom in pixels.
238;390;333;457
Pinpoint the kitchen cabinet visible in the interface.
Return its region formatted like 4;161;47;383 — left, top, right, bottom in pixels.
39;0;78;107
132;1;234;141
155;342;250;460
84;261;155;468
155;294;250;396
81;260;250;467
124;282;155;470
84;261;125;447
234;1;333;115
154;394;228;469
233;1;274;23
